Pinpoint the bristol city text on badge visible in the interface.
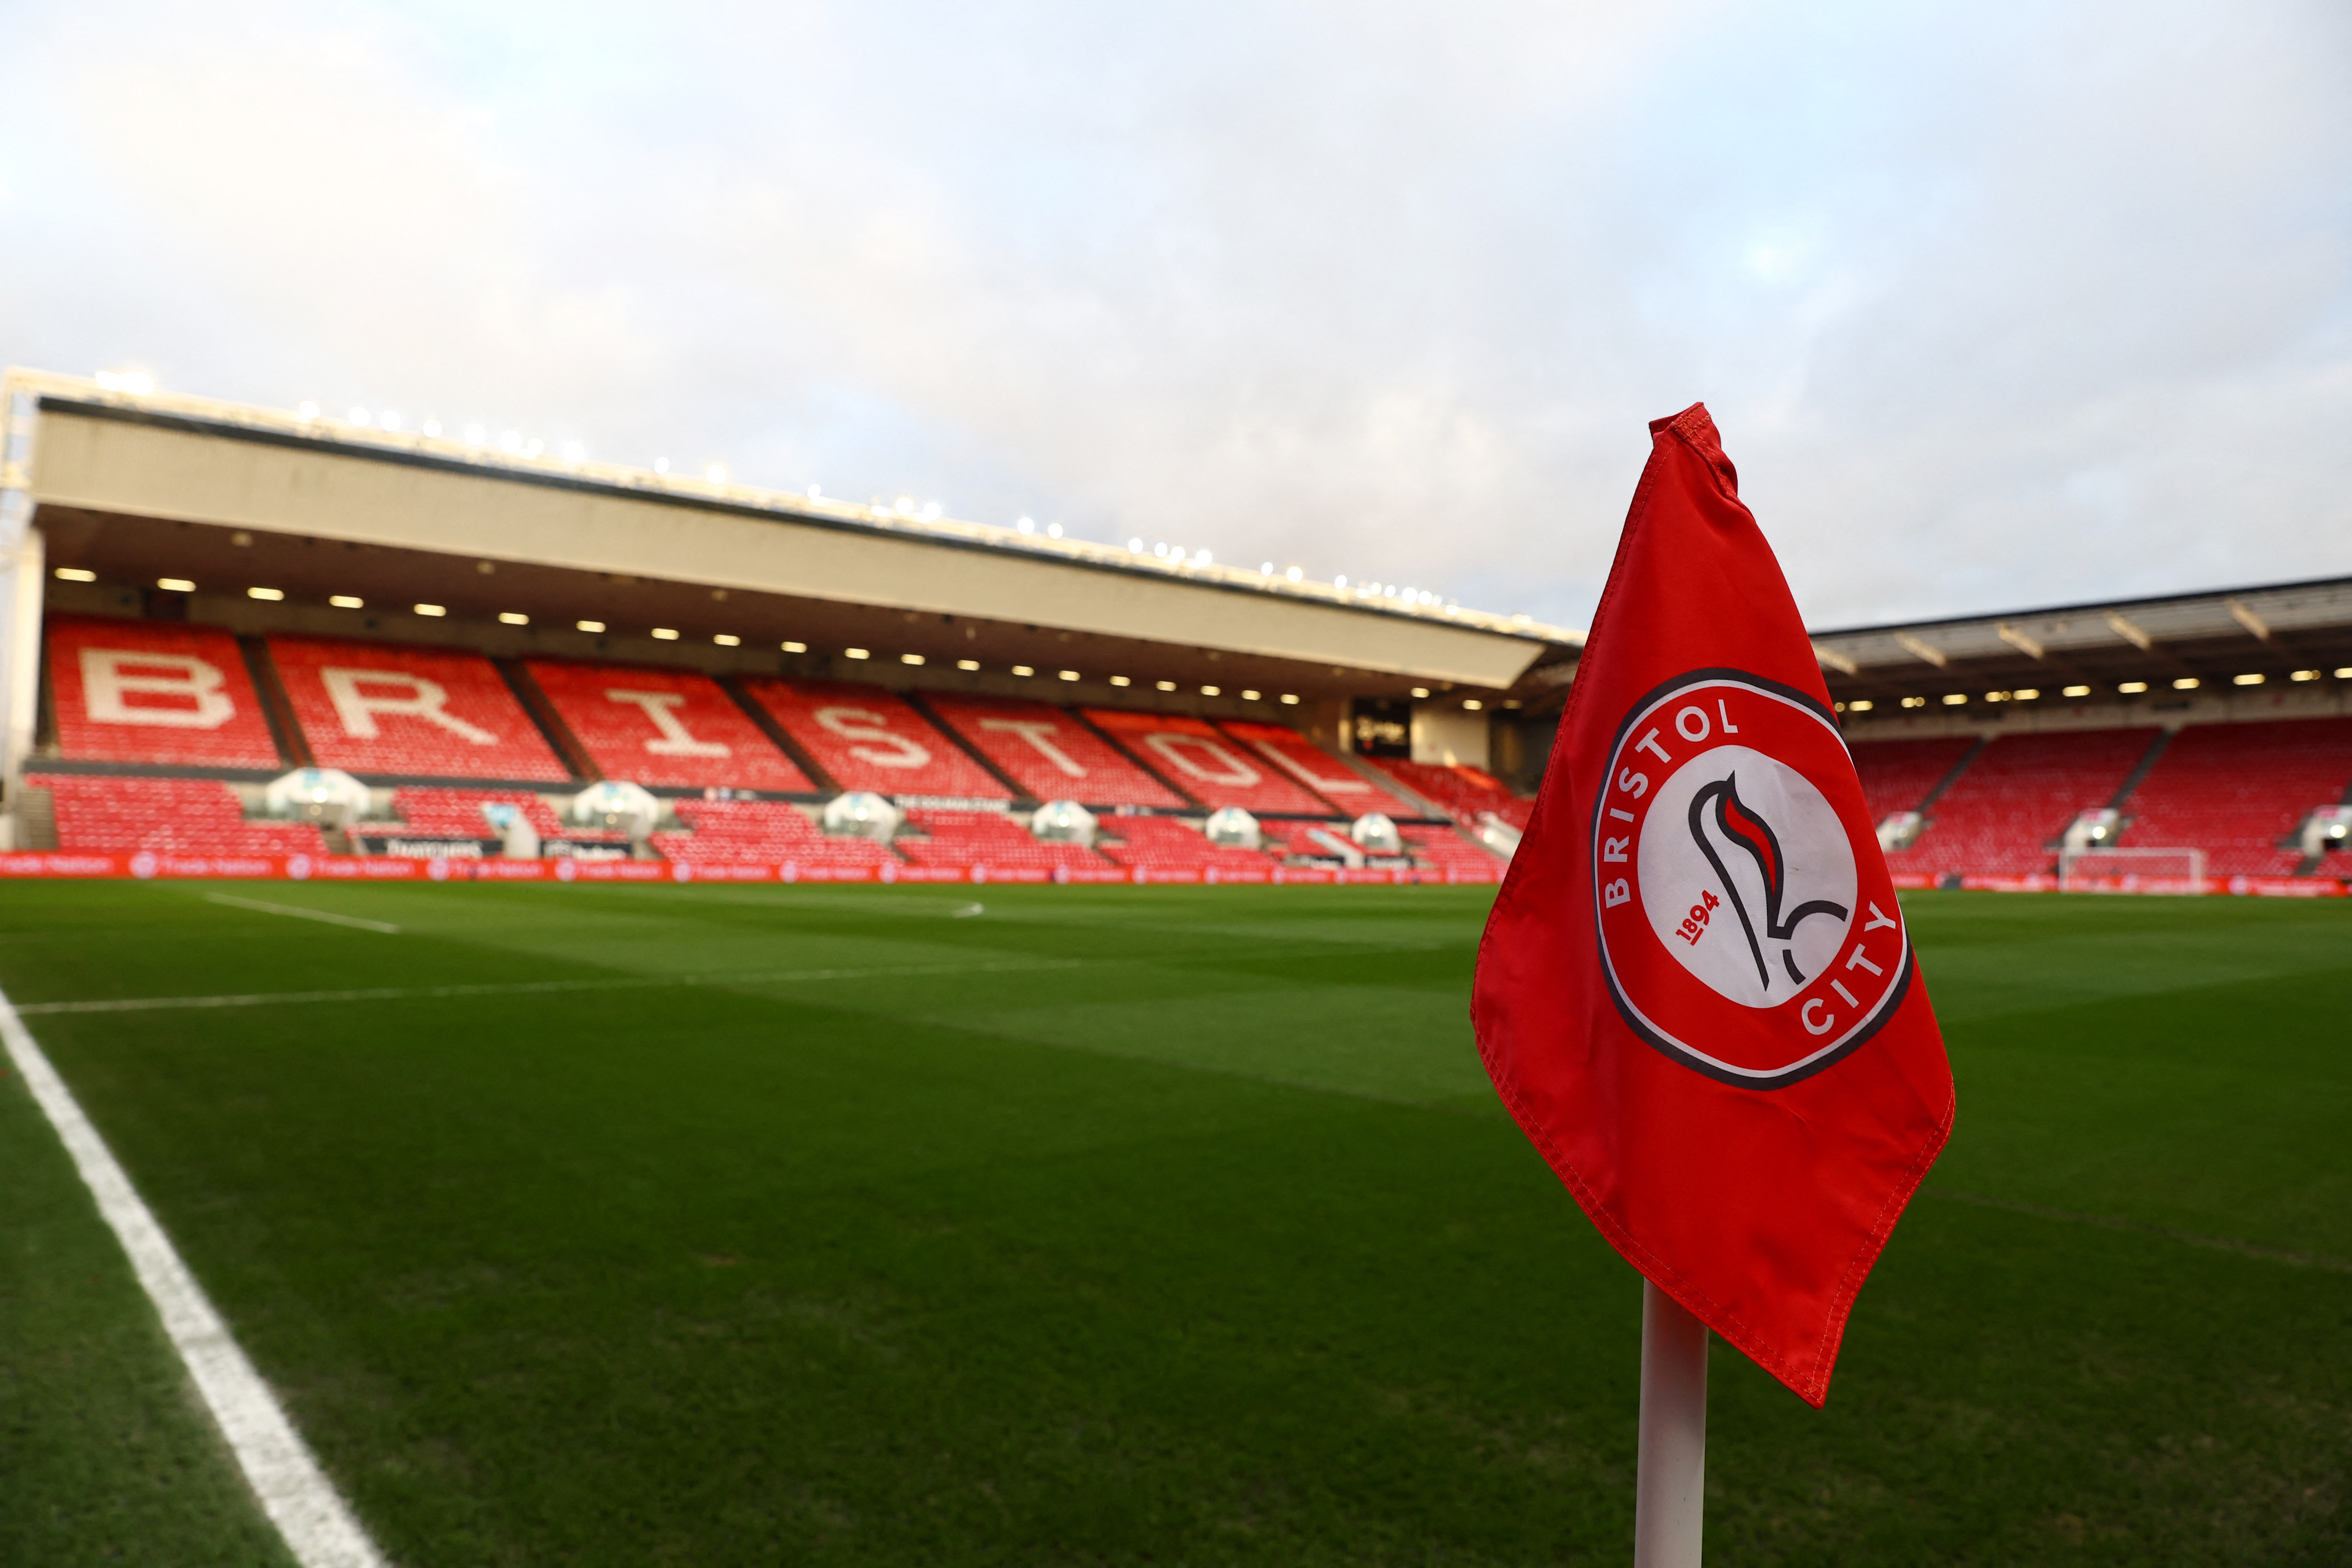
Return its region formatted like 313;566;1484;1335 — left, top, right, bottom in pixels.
1591;669;1913;1089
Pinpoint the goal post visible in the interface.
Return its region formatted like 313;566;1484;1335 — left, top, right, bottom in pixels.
2057;846;2207;894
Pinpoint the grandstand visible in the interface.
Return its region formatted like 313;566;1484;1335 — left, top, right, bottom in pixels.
3;368;2350;894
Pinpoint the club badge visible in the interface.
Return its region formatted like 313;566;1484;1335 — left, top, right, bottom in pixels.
1592;669;1911;1088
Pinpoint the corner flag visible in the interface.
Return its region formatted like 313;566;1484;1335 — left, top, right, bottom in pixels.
1473;404;1955;1407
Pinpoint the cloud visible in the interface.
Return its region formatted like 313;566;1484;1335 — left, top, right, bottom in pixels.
2;0;2345;630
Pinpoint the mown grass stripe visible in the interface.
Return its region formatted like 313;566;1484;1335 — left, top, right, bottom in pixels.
1924;1187;2352;1272
203;894;401;934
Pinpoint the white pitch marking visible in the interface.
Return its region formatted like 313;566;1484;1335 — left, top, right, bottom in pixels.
0;985;389;1568
952;902;986;918
203;893;401;934
11;958;1087;1017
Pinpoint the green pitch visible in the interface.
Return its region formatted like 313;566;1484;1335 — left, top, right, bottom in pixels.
2;882;2346;1565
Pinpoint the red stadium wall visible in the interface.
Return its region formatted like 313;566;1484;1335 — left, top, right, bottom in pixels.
922;694;1185;808
522;661;811;791
741;679;1007;799
1082;709;1331;815
265;636;570;781
43;615;284;768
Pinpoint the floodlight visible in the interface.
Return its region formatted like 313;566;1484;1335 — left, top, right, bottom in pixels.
2292;670;2320;681
845;647;869;659
1107;674;1129;686
1194;550;1212;566
2337;668;2352;678
423;421;441;436
1942;693;1967;704
1410;686;1430;699
298;402;320;420
2020;689;2046;701
1285;566;1303;583
903;653;926;665
896;497;916;516
1241;690;1260;701
2119;681;2148;693
1059;670;1079;681
2233;673;2264;686
350;407;371;426
415;604;446;617
1464;699;1483;710
707;464;727;483
54;567;96;582
499;432;521;451
578;619;606;633
1333;574;1347;588
157;577;195;592
1017;517;1035;534
714;634;740;646
2063;684;2090;696
1201;684;1220;696
1901;695;1925;708
1155;680;1176;691
957;659;980;671
466;425;487;445
2172;677;2198;690
248;587;284;601
331;595;364;609
1012;664;1035;677
1279;693;1299;705
379;412;402;431
500;612;529;626
1849;699;1873;711
783;641;807;653
1046;523;1062;538
920;503;942;521
563;442;584;461
121;372;154;395
1129;539;1144;552
654;457;671;473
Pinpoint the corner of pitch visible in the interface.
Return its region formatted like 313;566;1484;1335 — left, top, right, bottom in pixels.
1592;669;1912;1089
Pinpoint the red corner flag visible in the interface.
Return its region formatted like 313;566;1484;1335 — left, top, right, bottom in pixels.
1474;404;1955;1406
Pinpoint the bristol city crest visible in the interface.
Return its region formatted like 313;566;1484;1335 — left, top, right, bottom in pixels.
1592;668;1911;1088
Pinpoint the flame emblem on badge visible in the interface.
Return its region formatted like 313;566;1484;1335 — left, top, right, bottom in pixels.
1689;773;1850;991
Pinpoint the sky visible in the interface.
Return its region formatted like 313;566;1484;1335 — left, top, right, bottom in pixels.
2;0;2346;633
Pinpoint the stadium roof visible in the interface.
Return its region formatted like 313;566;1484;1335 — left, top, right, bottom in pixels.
1809;576;2352;710
3;369;1581;704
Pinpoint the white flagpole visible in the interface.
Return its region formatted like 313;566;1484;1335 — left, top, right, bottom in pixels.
1634;1279;1709;1567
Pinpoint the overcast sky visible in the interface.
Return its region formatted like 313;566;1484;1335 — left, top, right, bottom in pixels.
3;0;2346;632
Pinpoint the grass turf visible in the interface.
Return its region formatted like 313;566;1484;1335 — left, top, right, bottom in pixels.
0;882;2345;1564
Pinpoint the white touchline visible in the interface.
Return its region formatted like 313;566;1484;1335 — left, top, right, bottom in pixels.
204;893;401;934
0;985;388;1568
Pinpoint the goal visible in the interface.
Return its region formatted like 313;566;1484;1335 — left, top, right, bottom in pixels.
2057;846;2207;894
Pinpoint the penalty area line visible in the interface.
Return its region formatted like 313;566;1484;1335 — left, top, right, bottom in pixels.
204;893;400;934
0;985;388;1568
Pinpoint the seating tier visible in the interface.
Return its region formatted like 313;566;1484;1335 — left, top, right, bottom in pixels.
2116;717;2352;876
922;695;1185;808
1082;710;1331;815
650;799;902;867
741;680;1007;799
1216;720;1422;815
1849;736;1978;823
896;809;1110;871
43;615;283;768
1094;814;1279;872
1363;758;1532;827
266;636;568;780
1892;728;2159;876
32;773;328;855
522;661;810;791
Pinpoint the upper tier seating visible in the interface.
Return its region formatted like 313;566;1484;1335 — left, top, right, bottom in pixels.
922;695;1185;808
1082;710;1332;815
2116;717;2352;876
742;679;1007;799
523;661;811;791
267;636;569;781
32;773;328;856
1849;736;1980;823
1093;814;1280;874
43;615;283;768
649;799;902;868
895;809;1112;873
1216;720;1423;815
1892;727;2160;876
1364;758;1534;828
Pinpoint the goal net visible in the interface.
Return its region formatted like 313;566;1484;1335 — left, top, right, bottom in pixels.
2057;846;2207;894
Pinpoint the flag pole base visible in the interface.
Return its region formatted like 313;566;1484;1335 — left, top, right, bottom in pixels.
1634;1279;1708;1567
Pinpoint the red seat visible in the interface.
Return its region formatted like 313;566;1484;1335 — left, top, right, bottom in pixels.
30;773;328;855
521;661;810;791
1082;710;1331;815
1216;720;1422;815
2116;717;2352;876
266;635;568;780
741;680;1007;800
1849;736;1978;823
1890;728;2160;877
43;615;284;768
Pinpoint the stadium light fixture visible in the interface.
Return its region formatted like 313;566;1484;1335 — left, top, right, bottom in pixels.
1201;685;1220;696
1901;696;1926;708
465;425;487;445
1848;699;1873;711
247;586;284;601
499;612;529;626
54;567;96;583
578;619;606;633
2172;677;2199;690
1107;674;1130;686
1262;561;1276;575
415;604;447;617
1129;539;1144;552
423;420;441;437
895;497;917;517
1241;689;1260;701
845;647;870;659
1464;699;1483;710
651;627;680;640
2062;684;2090;697
713;633;740;646
2233;673;2264;686
707;465;728;484
782;641;808;653
2337;667;2352;679
1280;693;1299;705
958;659;981;671
2118;680;2148;693
2291;669;2320;681
349;407;371;426
1984;691;2008;702
1195;550;1213;566
1286;566;1304;583
157;577;195;592
1334;573;1348;588
654;457;670;474
380;412;403;431
1012;664;1035;677
1410;686;1430;699
1942;693;1967;705
499;432;522;452
1059;670;1080;682
902;653;926;665
563;442;585;461
1017;517;1035;534
2015;688;2040;700
331;595;364;610
297;401;319;421
1046;523;1063;539
1155;680;1177;691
